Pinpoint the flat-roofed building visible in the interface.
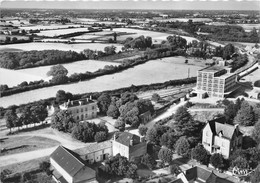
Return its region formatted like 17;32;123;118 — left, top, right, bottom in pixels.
195;65;238;98
60;98;98;122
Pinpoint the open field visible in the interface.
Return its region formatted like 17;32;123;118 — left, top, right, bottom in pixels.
36;27;91;37
0;56;205;107
0;136;59;156
0;42;123;53
157;18;212;22
19;24;86;30
237;23;260;32
0;68;45;87
19;60;120;78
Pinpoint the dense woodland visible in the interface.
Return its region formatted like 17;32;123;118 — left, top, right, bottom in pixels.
0;50;85;69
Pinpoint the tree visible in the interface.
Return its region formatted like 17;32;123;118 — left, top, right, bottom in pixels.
39;161;50;172
107;103;120;119
210;153;224;170
151;93;160;102
170;164;181;176
141;153;156;170
50;74;68;84
0;169;12;182
31;105;48;124
47;64;68;77
175;136;190;156
138;124;148;136
174;106;192;132
51;110;76;132
191;144;209;165
97;93;111;114
158;148;173;164
4;110;17;133
252;121;260;144
104;45;116;55
234;101;255;126
12;37;18;43
114;118;125;132
94;131;107;142
231;156;249;169
160;132;178;150
146;125;169;145
56;90;72;104
223;43;235;60
251;164;260;183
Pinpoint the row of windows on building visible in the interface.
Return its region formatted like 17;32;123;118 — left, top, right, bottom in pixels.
75;112;95;120
71;106;96;113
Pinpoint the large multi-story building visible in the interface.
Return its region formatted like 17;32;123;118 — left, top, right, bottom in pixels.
196;65;237;98
60;98;98;122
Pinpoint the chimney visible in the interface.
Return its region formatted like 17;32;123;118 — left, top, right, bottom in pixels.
90;95;92;100
79;101;82;106
226;68;232;74
218;60;226;67
130;139;133;146
87;98;89;102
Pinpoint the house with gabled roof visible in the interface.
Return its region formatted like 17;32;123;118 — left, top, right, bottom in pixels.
202;118;243;159
112;132;147;160
50;146;97;183
171;166;233;183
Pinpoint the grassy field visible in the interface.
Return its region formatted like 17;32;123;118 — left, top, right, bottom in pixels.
0;56;205;108
237;24;260;32
18;60;120;78
36;27;91;37
0;156;49;173
0;42;123;53
0;136;59;156
20;24;86;30
0;67;45;87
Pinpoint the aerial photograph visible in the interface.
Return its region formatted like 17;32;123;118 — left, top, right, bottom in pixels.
0;0;260;182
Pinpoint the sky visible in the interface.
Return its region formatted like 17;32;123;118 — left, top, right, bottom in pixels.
1;0;260;11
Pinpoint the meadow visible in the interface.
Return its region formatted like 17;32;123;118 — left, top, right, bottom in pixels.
36;27;91;37
0;42;123;53
0;68;45;87
19;24;86;31
237;24;260;32
19;60;120;78
0;56;205;108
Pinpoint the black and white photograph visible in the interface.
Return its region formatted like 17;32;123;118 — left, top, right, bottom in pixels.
0;0;260;182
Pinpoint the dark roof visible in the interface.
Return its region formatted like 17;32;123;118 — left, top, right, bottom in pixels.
207;118;241;139
114;132;140;146
170;178;184;183
50;146;88;177
61;99;96;108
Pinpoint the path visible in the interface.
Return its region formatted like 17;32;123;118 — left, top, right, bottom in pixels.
0;128;90;168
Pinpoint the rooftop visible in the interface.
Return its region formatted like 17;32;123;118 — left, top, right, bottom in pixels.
50;146;95;178
199;66;225;73
75;141;112;156
61;99;96;108
114;132;141;147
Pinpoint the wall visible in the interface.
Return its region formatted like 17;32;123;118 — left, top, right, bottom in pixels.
214;136;231;158
202;124;213;153
68;102;97;122
112;141;129;159
50;158;73;183
85;147;112;163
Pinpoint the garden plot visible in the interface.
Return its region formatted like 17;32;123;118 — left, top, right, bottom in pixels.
20;24;85;31
0;42;123;53
36;27;90;37
19;60;120;78
0;68;45;87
